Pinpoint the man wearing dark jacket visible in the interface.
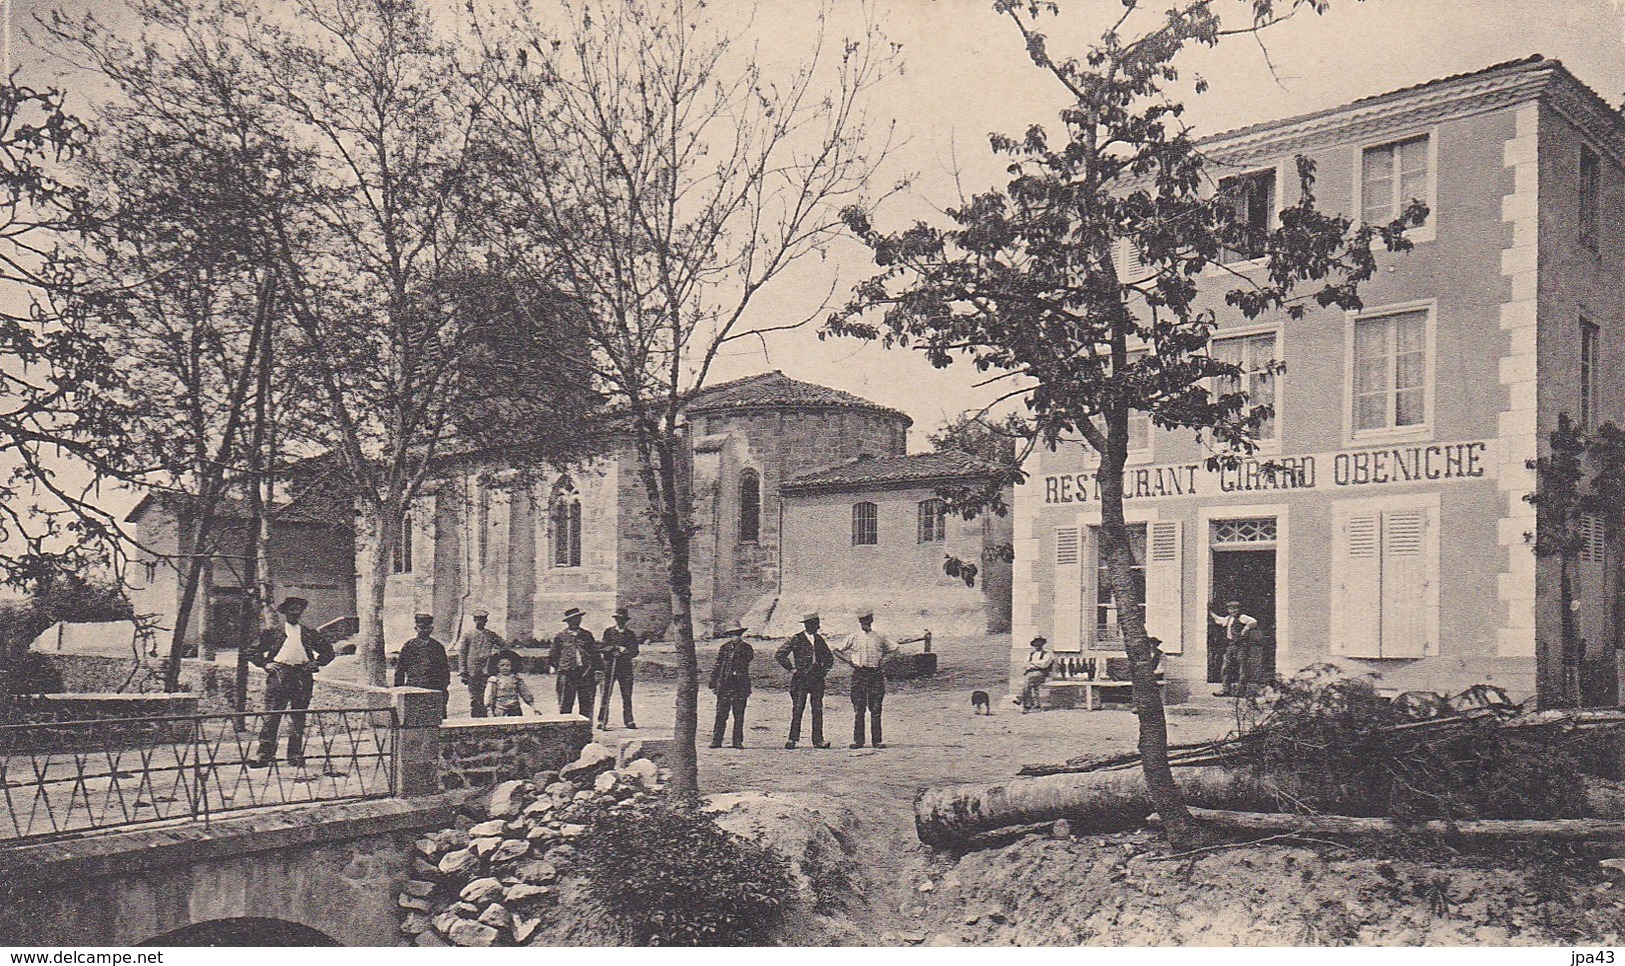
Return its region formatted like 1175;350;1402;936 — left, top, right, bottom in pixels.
395;613;451;716
249;596;335;768
597;607;641;730
708;625;753;749
775;612;833;749
550;607;601;720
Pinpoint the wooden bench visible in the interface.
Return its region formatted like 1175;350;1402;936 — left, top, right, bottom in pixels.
1039;652;1164;710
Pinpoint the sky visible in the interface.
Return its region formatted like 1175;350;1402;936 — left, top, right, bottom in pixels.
9;0;1625;458
686;0;1625;444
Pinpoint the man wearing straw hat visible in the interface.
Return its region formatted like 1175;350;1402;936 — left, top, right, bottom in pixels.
833;608;896;749
248;596;334;768
550;607;602;720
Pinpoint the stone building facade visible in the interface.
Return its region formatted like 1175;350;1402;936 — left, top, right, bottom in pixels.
372;371;1008;649
1012;56;1625;705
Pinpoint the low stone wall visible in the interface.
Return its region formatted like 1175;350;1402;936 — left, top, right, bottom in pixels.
436;715;593;791
179;660;393;714
37;654;163;695
34;693;199;720
34;655;394;716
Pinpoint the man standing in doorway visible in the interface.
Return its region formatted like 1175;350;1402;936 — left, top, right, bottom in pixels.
1211;600;1260;697
776;612;833;749
458;608;504;718
598;607;640;730
835;608;895;749
249;596;334;768
551;607;601;720
396;613;452;716
709;624;753;749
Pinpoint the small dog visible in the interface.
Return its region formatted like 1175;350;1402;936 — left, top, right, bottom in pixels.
970;690;992;715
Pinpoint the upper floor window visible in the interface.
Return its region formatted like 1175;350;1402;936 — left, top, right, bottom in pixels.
1124;349;1151;454
391;512;414;575
1361;135;1430;226
1352;308;1429;436
551;483;581;568
1582;318;1600;430
917;499;947;544
1218;168;1276;264
738;469;761;543
1580;144;1601;253
1213;332;1278;442
852;502;878;546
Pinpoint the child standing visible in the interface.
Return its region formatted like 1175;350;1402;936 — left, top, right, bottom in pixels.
484;650;535;717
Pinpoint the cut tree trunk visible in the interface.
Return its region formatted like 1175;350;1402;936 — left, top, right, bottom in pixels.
1181;807;1625;843
914;766;1290;848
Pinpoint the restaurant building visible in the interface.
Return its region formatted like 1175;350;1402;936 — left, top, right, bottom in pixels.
1011;56;1623;704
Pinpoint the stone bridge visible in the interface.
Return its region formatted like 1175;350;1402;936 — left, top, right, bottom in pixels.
0;690;594;946
0;792;475;946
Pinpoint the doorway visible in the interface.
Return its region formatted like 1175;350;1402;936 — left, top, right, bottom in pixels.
1207;548;1277;685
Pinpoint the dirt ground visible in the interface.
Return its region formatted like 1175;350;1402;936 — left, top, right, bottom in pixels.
425;634;1625;945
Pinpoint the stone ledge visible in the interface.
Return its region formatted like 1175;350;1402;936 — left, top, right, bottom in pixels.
0;789;481;889
438;713;588;731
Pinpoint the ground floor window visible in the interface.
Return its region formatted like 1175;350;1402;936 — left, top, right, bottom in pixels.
1331;499;1438;658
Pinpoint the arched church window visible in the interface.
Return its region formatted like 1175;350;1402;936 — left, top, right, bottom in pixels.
852;502;878;546
551;482;582;568
739;469;761;543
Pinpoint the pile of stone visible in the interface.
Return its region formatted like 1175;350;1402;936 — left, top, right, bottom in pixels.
398;740;668;947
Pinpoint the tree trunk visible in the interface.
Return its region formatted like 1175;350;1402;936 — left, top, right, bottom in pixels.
164;514;210;691
1094;446;1199;847
913;766;1284;847
645;432;700;800
358;502;394;686
1182;807;1625;844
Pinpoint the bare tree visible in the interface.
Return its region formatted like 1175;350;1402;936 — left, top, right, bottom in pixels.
476;0;899;796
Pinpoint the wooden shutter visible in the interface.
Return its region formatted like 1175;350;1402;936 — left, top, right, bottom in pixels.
1144;521;1184;653
1052;526;1083;652
1333;509;1384;657
1380;508;1428;657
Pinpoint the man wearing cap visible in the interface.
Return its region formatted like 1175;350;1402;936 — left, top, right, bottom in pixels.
249;596;335;767
775;612;833;749
550;607;601;720
598;607;641;730
833;609;896;749
708;624;753;749
458;608;505;719
396;613;452;716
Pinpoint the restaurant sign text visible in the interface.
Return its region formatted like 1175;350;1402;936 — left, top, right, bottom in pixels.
1041;440;1490;505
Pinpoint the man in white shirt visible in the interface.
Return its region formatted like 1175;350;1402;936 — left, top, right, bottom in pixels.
250;596;334;767
1210;600;1260;698
833;609;895;749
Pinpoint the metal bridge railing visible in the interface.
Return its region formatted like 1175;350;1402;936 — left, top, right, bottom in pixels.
0;707;397;843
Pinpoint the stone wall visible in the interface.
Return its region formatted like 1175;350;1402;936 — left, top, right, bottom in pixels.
435;715;593;791
0;792;475;946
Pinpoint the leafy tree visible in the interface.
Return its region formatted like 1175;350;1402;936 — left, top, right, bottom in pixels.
474;0;899;797
53;0;606;685
50;0;317;686
1525;415;1625;708
0;81;138;588
830;0;1422;845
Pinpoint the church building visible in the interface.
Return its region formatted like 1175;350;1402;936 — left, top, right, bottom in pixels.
374;371;1011;649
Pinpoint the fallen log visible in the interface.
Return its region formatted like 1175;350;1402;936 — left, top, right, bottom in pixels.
1181;806;1625;843
914;766;1292;848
